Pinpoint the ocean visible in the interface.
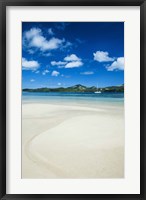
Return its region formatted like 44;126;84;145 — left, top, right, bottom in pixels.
22;92;124;107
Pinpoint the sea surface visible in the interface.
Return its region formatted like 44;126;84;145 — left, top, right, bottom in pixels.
22;92;124;107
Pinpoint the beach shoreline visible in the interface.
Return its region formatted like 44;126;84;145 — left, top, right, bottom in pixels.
22;101;124;179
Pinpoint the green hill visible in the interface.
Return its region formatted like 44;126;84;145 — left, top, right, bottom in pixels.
23;84;124;93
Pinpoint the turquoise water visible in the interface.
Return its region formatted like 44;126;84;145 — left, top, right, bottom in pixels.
22;92;124;106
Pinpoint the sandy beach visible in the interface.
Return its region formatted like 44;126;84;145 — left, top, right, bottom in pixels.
22;102;124;179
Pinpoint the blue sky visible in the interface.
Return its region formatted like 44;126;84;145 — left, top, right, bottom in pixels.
22;22;124;89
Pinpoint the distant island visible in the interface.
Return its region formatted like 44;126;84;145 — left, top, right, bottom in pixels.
23;84;124;93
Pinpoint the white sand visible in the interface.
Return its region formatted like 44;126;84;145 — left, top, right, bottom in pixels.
22;102;124;178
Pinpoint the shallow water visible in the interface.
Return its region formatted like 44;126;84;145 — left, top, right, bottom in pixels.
22;92;124;106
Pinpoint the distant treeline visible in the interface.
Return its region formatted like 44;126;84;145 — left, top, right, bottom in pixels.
23;84;124;93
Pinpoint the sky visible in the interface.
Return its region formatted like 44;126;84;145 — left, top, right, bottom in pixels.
22;22;124;89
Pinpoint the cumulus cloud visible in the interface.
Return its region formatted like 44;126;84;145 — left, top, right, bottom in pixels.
80;71;94;75
23;28;64;51
60;41;72;51
51;70;60;76
27;49;35;54
64;61;83;68
93;51;114;62
48;28;54;35
64;54;83;68
42;52;52;57
42;69;50;75
63;41;72;48
31;36;63;51
51;61;67;66
64;54;81;61
25;28;41;39
106;57;124;71
22;58;40;70
58;83;61;86
51;54;83;69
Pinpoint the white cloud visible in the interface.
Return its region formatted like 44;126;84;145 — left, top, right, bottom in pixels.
27;49;35;54
42;69;50;75
25;28;41;40
45;69;49;73
58;83;61;86
30;79;35;82
61;41;72;50
22;58;40;70
30;34;45;48
42;37;64;51
51;61;67;66
51;54;83;69
31;36;63;51
48;28;54;35
93;51;114;62
24;28;64;51
64;61;83;68
106;57;124;71
35;70;40;74
51;70;60;76
80;71;94;75
42;52;52;57
64;54;81;61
